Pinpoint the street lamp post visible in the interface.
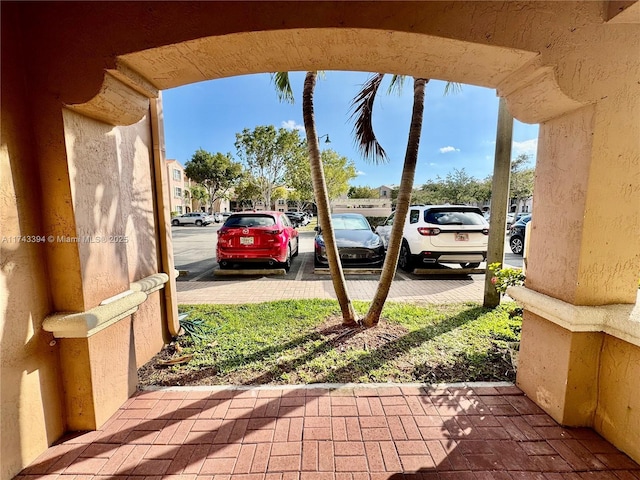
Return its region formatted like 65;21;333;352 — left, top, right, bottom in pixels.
318;134;331;144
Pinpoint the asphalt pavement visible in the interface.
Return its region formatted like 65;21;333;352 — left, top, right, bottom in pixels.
171;223;523;305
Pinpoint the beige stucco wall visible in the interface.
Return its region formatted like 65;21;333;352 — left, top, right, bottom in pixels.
63;109;161;308
1;11;66;479
595;335;640;460
2;1;639;478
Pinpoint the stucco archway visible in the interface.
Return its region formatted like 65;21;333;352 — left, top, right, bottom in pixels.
69;15;639;453
2;3;639;478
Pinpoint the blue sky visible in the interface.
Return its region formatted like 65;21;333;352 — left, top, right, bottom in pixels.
163;71;538;188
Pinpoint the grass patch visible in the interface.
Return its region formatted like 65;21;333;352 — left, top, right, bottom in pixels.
137;300;522;387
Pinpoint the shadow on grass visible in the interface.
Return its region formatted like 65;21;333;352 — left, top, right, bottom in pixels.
415;345;517;384
312;306;487;384
141;304;491;386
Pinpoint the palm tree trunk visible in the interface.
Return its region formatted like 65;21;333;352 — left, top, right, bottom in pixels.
302;71;357;326
363;77;428;327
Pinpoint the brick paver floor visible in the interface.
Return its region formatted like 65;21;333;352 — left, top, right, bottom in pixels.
18;384;640;479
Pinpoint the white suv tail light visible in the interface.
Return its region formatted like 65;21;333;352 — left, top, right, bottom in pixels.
417;227;441;236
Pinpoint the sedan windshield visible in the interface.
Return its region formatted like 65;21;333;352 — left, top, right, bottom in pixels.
224;215;276;227
331;216;371;230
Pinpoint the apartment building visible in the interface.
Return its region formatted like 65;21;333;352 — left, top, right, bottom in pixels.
166;159;189;214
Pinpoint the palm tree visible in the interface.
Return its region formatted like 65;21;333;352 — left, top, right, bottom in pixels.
272;72;357;326
351;75;458;327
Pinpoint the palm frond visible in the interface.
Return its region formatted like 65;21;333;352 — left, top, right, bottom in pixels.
387;75;406;96
443;82;463;96
178;312;208;342
349;73;388;164
271;72;295;104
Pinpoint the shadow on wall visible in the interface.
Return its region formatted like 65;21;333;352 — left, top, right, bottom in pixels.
65;109;159;303
1;33;63;476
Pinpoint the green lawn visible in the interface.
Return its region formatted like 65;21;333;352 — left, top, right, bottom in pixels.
138;300;522;387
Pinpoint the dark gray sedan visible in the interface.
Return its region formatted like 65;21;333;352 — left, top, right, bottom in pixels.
314;213;385;267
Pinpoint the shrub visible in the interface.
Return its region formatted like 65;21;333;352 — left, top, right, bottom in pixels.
488;263;525;294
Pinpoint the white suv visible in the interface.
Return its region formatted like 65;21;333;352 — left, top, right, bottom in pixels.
375;205;489;271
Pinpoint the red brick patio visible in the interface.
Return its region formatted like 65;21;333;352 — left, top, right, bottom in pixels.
16;384;640;480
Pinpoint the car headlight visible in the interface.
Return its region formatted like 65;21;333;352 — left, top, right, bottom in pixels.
367;236;381;247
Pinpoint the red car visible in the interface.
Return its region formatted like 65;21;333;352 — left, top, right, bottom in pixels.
216;211;299;271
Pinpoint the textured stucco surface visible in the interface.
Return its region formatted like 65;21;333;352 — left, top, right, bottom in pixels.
60;316;137;431
132;290;165;369
1;9;65;479
595;335;640;462
2;1;639;478
63;110;159;309
517;311;601;426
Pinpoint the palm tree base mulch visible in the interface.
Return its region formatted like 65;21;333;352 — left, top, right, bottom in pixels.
137;315;516;388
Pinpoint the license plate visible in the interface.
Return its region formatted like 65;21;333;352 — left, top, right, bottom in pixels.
455;233;469;241
240;237;254;245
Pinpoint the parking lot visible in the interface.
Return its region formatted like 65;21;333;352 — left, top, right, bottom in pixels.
172;222;523;283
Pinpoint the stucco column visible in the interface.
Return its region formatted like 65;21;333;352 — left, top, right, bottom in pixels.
515;90;640;456
527;100;639;306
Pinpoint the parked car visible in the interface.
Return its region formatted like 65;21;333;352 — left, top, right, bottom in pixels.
216;211;299;271
213;212;224;223
507;212;529;229
171;212;214;226
375;205;489;271
286;211;309;227
314;213;385;268
508;214;532;255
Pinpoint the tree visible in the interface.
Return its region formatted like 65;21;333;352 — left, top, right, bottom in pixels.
184;149;243;213
321;150;358;201
348;185;380;199
351;75;458;327
273;72;357;326
509;153;535;212
188;184;210;211
234;174;263;210
476;176;493;205
234;125;306;209
272;186;289;208
435;168;481;204
286;147;358;211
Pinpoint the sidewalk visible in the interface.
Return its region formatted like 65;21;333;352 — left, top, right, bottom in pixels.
177;277;486;305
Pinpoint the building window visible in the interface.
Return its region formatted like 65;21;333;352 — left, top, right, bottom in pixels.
277;199;286;205
176;206;183;214
173;169;181;181
174;187;182;198
382;190;387;196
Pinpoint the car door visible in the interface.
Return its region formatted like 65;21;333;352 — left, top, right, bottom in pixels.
281;213;298;252
375;212;394;249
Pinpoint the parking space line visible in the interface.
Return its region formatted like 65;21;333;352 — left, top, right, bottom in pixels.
295;251;308;282
395;270;411;281
190;268;215;282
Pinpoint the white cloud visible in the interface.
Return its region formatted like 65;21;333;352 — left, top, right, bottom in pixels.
439;146;460;154
429;163;438;167
281;120;304;131
356;170;366;176
512;138;538;156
